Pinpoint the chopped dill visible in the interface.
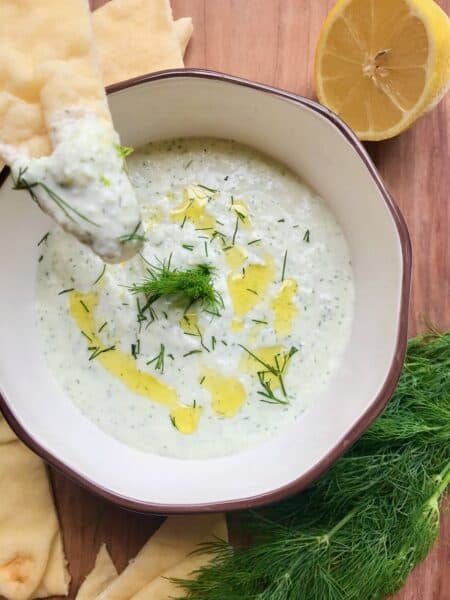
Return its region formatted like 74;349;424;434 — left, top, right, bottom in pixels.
252;319;268;325
197;183;218;194
211;336;216;350
234;209;247;222
93;264;106;285
169;415;178;430
184;159;193;169
79;300;90;313
88;345;115;361
248;239;261;246
100;174;111;187
246;288;258;296
168;353;175;360
232;217;239;245
277;218;285;222
98;321;108;333
146;343;165;372
119;221;146;243
281;250;288;281
115;144;134;159
38;255;44;263
303;229;310;242
204;241;209;257
183;349;202;357
58;288;74;295
37;232;50;247
81;331;92;342
257;372;289;404
182;244;194;251
221;340;228;346
200;376;206;385
181;215;187;229
131;339;140;359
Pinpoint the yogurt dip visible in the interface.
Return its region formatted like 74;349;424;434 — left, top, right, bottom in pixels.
36;138;354;459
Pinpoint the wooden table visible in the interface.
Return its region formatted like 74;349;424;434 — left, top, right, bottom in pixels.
50;1;450;598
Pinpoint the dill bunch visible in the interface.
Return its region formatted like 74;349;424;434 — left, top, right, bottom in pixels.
129;260;223;313
175;330;450;600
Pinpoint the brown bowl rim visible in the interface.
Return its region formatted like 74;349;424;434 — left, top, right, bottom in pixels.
0;68;412;514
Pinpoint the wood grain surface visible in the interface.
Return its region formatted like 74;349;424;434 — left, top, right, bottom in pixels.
49;1;450;598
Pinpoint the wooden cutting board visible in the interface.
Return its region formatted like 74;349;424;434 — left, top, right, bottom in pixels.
49;1;450;598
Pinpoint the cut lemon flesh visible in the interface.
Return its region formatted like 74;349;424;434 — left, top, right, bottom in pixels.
315;0;450;140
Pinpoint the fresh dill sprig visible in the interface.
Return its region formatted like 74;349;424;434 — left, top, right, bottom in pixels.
248;238;261;246
176;330;450;600
13;167;99;227
146;343;165;372
58;287;74;295
129;260;223;317
182;244;194;251
93;264;106;285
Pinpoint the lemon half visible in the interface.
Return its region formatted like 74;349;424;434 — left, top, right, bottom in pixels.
315;0;450;140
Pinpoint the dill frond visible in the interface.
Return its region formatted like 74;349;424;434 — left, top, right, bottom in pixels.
129;260;223;317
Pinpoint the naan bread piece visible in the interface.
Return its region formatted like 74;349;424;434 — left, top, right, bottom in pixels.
0;0;108;160
75;544;118;600
96;514;226;600
92;0;184;86
0;418;69;600
32;533;70;599
174;17;194;56
129;514;228;600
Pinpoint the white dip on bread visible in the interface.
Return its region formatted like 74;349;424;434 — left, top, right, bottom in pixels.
6;109;143;263
36;138;354;459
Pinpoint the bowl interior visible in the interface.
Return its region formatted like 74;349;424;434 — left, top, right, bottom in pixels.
0;73;409;510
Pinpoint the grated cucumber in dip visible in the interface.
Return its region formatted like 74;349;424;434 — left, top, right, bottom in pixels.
36;138;354;459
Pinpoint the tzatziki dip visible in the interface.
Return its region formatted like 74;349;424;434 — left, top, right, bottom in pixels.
36;138;354;459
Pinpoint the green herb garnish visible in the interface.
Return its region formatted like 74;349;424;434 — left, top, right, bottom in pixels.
197;184;218;194
248;239;262;246
129;261;223;317
115;144;134;159
79;300;90;313
303;229;310;242
88;345;115;361
146;343;165;372
239;345;297;399
182;244;194;251
58;288;74;295
176;330;450;600
119;221;146;244
183;349;203;357
93;264;106;285
232;217;239;245
37;232;50;247
98;321;108;333
100;174;111;187
281;250;288;281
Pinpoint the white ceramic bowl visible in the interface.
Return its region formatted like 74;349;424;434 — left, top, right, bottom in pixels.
0;70;411;512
